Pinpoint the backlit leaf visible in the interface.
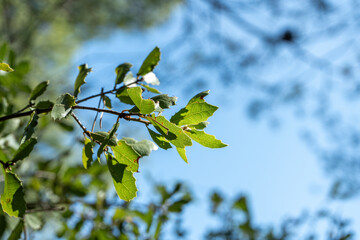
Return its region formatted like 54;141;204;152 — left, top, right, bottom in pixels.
128;87;155;114
0;169;26;218
74;64;92;98
97;122;119;159
82;137;93;169
90;131;117;146
0;62;13;72
151;94;177;109
51;93;76;120
137;47;161;76
116;88;135;105
29;81;49;102
123;137;158;157
110;140;140;172
143;72;160;85
140;83;161;94
147;128;172;150
188;121;209;130
185;129;227;148
106;154;137;201
176;147;188;163
115;63;132;85
170;90;218;126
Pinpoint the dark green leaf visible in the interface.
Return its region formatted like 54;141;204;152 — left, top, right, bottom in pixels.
185;129;227;148
74;64;92;98
51;93;76;120
97;122;119;159
137;47;161;76
29;81;49;101
123;137;158;157
232;196;249;214
151;94;177;109
90;131;117;146
128;87;155;114
116;87;135;105
0;62;14;72
170;90;218;126
188;121;209;130
106;154;137;201
21;113;38;144
103;95;112;109
8;220;24;240
140;83;161;94
110;140;140;172
82;137;93;169
147;128;172;150
35;100;54;110
12;138;37;162
115;63;132;84
0;169;26;218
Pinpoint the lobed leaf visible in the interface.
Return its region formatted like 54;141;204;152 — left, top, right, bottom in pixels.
127;87;155;114
185;129;227;148
73;64;92;98
146;115;192;148
115;63;132;85
116;88;135;105
0;169;26;218
29;81;49;102
110;140;140;172
170;90;218;126
106;154;137;201
137;47;161;76
0;62;14;72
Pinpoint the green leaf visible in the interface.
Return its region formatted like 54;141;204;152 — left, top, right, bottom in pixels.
0;62;14;72
51;93;76;120
185;130;227;148
116;87;135;105
176;147;188;163
110;140;140;172
97;122;119;160
12;138;37;162
82;137;93;169
137;47;161;76
29;81;49;102
140;83;161;94
151;94;177;109
103;95;112;109
123;137;158;157
170;90;218;126
0;169;26;218
8;220;24;240
188;121;209;130
74;64;92;98
232;196;249;214
21;113;38;144
146;115;192;148
115;63;132;84
127;87;155;114
106;154;137;201
90;131;117;146
34;100;54;110
147;128;172;150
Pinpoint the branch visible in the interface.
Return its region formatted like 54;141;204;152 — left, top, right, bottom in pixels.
0;108;51;122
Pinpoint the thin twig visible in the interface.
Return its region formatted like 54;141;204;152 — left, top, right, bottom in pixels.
71;112;91;138
91;88;104;132
25;206;65;214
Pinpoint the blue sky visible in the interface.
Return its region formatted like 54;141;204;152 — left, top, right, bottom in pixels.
70;6;360;239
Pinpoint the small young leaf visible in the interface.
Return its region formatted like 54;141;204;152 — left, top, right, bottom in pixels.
8;220;24;240
140;83;161;94
103;95;112;109
176;147;188;163
35;100;54;110
0;169;26;218
143;72;160;85
51;93;76;120
12;138;37;162
185;130;227;148
21;113;38;144
90;131;117;146
106;154;137;201
115;63;132;85
151;94;177;109
123;137;158;157
82;137;93;169
29;81;49;102
137;47;161;76
170;90;218;126
110;140;140;172
97;122;119;160
0;62;14;72
146;115;192;148
147;128;172;150
128;87;155;114
74;64;92;98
